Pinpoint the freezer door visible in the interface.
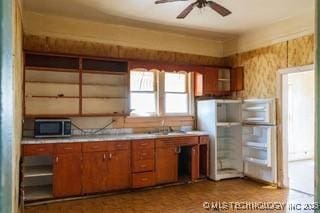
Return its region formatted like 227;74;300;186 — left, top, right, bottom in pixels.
242;125;277;183
242;99;276;125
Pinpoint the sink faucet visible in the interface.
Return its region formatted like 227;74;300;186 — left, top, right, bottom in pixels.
159;119;173;134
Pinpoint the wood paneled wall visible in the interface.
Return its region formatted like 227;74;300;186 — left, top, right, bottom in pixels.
224;34;315;98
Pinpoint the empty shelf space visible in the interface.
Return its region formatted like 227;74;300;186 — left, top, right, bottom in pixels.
24;185;53;201
82;83;126;86
26;95;80;99
244;117;265;121
24;165;53;178
25;81;79;85
82;97;127;99
245;157;268;166
244;106;266;112
245;141;267;149
217;168;243;179
217;122;241;127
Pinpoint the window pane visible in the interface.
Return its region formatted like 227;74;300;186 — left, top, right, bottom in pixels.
130;71;154;91
165;93;188;114
130;92;156;116
165;72;186;92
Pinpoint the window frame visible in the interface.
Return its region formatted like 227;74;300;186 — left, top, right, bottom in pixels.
129;69;158;117
129;69;193;117
163;71;190;116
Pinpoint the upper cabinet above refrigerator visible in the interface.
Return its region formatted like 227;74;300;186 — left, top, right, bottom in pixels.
194;67;244;97
242;99;276;125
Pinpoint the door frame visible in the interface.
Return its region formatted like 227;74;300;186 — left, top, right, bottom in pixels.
276;64;315;188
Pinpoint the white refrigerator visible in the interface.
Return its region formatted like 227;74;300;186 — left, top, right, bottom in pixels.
196;99;277;184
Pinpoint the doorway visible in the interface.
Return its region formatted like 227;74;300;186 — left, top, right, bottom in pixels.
280;65;315;195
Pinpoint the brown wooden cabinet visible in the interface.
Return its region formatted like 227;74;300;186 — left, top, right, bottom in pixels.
231;67;244;91
82;152;107;194
155;145;178;184
53;153;82;198
107;149;130;191
195;66;244;96
195;67;219;96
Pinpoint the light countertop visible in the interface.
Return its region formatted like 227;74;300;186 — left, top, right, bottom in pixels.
22;131;208;145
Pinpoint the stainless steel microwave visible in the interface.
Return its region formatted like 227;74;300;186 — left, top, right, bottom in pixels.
34;119;71;138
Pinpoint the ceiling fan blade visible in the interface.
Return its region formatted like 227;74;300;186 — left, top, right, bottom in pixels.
155;0;188;4
207;1;231;17
177;2;197;19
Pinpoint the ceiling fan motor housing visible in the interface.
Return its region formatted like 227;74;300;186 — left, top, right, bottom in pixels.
197;0;207;8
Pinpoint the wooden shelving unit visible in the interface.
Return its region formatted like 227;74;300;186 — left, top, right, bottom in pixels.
22;155;54;201
24;52;129;117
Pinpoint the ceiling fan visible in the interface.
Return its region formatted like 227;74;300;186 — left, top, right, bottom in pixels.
155;0;231;19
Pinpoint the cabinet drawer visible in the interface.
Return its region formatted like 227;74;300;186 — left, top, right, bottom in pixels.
200;136;209;145
54;143;82;154
132;149;154;161
156;136;198;148
82;142;107;152
23;144;54;156
132;172;155;188
132;159;154;173
132;140;154;151
106;141;130;151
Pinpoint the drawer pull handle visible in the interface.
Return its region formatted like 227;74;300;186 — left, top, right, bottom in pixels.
37;148;45;151
141;153;147;156
92;146;99;149
141;178;149;181
140;165;147;168
140;143;148;146
55;156;59;163
109;153;112;160
103;153;106;160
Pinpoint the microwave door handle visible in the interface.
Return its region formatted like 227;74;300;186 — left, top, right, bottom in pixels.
62;122;64;136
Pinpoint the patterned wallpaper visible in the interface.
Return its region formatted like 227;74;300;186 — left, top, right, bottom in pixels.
23;34;224;66
24;34;315;99
225;34;315;98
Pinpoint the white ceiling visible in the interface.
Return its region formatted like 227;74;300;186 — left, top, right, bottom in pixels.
23;0;315;39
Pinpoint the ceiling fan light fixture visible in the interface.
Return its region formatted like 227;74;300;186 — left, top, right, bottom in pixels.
155;0;232;19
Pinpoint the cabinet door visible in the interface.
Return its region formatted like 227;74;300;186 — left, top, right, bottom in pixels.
203;67;219;95
53;153;82;198
107;150;130;191
82;152;108;194
230;67;244;91
155;146;178;184
194;72;204;97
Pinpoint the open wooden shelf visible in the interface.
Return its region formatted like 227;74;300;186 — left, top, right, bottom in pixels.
82;97;127;99
25;66;79;73
82;70;128;75
24;52;130;117
24;185;53;201
25;81;80;85
26;96;80;99
24;165;53;178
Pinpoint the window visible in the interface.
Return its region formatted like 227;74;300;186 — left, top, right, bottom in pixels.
130;70;156;116
130;70;191;117
164;72;188;114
